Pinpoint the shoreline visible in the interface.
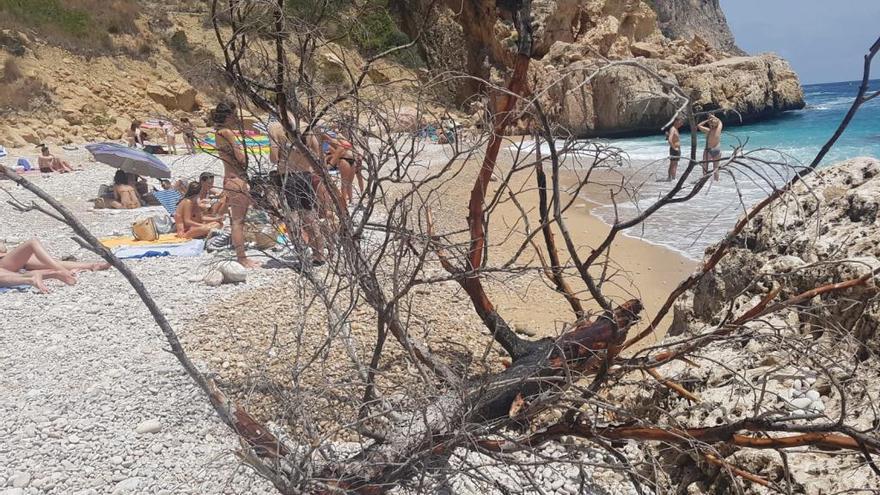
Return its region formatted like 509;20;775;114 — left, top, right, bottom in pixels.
432;148;697;348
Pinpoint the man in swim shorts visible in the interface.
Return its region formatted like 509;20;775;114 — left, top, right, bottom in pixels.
697;115;724;181
665;117;684;181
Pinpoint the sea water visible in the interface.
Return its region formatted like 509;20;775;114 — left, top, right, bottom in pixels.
586;79;880;260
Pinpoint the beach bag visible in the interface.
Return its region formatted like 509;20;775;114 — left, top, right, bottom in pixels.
153;214;174;235
17;158;31;171
246;223;276;250
131;217;159;242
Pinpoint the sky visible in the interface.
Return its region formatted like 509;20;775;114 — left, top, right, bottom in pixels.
720;0;880;84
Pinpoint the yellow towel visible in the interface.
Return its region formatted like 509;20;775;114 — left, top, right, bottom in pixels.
99;233;189;249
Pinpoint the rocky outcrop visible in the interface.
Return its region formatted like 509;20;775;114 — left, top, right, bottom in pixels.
532;52;803;137
146;80;199;112
401;0;805;136
675;55;804;123
654;0;745;55
682;157;880;331
652;158;880;493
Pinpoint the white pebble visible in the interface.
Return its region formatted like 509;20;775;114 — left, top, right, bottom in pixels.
135;419;163;434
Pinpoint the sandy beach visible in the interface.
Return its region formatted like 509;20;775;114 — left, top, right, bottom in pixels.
428;147;696;347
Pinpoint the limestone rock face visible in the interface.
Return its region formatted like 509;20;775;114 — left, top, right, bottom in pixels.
654;0;745;55
676;157;880;340
674;55;805;123
403;0;805;136
146;81;199;112
534;50;803;137
655;158;880;493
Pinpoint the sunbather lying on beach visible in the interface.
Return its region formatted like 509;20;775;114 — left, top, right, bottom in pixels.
174;182;222;239
0;239;110;293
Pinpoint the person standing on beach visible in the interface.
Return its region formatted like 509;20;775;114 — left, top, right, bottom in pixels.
212;102;260;268
163;121;178;155
180;117;196;154
664;118;684;181
697;115;723;181
267;116;327;266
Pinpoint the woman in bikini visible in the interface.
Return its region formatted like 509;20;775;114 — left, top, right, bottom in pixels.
212;102;260;268
0;239;110;293
174;182;222;239
323;130;364;209
95;170;141;209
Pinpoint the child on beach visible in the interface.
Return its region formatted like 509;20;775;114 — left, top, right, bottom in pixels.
697;115;723;181
163;121;178;155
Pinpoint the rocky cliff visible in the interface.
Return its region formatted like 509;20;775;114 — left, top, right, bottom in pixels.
397;0;805;137
0;0;806;147
648;157;880;493
654;0;745;55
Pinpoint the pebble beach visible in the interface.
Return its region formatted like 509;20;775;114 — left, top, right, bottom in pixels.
0;143;690;494
0;149;278;494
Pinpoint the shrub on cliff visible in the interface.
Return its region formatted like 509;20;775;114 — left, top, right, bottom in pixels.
0;0;140;53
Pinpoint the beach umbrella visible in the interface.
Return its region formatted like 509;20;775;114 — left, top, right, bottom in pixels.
85;142;172;179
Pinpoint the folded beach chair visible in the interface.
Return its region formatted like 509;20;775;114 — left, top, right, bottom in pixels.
153;189;182;216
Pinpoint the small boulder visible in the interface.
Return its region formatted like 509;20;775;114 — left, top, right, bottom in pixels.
203;269;223;287
134;419;163;434
218;261;247;284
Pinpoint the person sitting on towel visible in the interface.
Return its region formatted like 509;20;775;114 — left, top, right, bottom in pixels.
37;145;75;173
195;172;226;222
0;238;110;294
175;181;222;239
94;170;141;209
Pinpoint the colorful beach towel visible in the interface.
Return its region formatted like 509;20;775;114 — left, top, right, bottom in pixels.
197;131;271;155
99;233;191;250
113;239;205;259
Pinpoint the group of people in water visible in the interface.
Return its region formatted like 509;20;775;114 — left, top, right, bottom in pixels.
664;114;725;182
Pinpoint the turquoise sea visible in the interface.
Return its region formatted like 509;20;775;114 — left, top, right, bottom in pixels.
588;79;880;260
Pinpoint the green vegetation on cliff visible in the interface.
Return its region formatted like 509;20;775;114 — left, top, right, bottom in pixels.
0;0;139;51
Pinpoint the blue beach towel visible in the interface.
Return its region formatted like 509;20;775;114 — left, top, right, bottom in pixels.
0;285;29;294
113;239;205;259
153;189;183;216
17;158;31;171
